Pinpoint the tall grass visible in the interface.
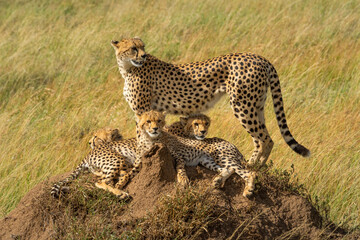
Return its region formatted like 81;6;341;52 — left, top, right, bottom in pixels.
0;0;359;229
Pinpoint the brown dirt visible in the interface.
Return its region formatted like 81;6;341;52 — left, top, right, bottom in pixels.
123;143;177;220
0;173;69;240
0;143;358;240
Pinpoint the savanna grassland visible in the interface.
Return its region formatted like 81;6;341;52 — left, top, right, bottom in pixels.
0;0;359;231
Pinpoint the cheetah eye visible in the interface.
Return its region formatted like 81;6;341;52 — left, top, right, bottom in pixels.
205;122;209;126
146;120;151;123
194;123;199;127
132;47;138;52
157;120;162;123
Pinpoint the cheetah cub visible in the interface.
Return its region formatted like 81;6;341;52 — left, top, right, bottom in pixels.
87;114;210;167
51;130;130;199
164;114;211;140
89;127;137;166
131;110;256;198
167;113;255;194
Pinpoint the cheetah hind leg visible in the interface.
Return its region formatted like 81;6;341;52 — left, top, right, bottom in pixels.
197;155;233;188
212;168;234;189
259;139;274;166
95;177;129;200
257;104;274;166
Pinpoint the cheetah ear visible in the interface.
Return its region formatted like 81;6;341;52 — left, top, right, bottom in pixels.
133;36;144;43
180;117;188;125
133;37;145;46
111;129;123;141
94;137;105;146
111;40;120;49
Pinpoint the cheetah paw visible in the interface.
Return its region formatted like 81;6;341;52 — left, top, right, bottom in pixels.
177;174;189;187
242;188;254;198
211;175;224;189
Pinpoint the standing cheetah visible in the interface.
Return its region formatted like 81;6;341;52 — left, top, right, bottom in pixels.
111;38;310;166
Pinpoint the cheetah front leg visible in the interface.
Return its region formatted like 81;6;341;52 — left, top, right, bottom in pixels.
173;155;190;187
128;159;141;179
95;175;129;199
124;78;153;115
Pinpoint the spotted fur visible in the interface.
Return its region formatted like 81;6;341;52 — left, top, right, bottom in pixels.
165;113;210;140
90;116;256;197
111;38;310;166
89;128;137;166
132;111;255;197
88;114;210;167
168;113;251;180
51;137;130;199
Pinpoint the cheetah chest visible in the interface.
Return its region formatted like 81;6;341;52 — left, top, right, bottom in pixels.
123;79;132;105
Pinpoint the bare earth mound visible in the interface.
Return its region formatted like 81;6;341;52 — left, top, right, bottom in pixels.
0;144;358;239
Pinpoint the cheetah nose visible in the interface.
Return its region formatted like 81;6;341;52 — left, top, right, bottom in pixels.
141;54;147;59
200;130;206;134
153;127;158;131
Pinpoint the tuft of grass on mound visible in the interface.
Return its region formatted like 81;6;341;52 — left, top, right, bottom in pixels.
128;187;224;240
36;167;352;240
40;175;129;240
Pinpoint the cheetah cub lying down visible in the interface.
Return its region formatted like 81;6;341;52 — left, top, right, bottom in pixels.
91;113;255;197
132;110;256;197
87;114;211;165
164;113;211;140
51;128;130;199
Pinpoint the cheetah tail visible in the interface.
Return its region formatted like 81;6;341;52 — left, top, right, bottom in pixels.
268;67;310;158
50;161;88;198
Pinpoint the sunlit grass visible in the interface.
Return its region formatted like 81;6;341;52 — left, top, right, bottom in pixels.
0;0;359;229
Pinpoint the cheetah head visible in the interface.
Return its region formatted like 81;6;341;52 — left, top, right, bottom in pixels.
136;110;166;139
88;127;123;149
181;114;211;140
111;37;147;68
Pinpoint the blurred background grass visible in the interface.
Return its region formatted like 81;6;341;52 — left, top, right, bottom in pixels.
0;0;359;229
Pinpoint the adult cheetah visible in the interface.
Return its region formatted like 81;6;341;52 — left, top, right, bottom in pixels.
111;37;310;166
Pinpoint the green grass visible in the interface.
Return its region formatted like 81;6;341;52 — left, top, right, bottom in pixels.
0;0;359;230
